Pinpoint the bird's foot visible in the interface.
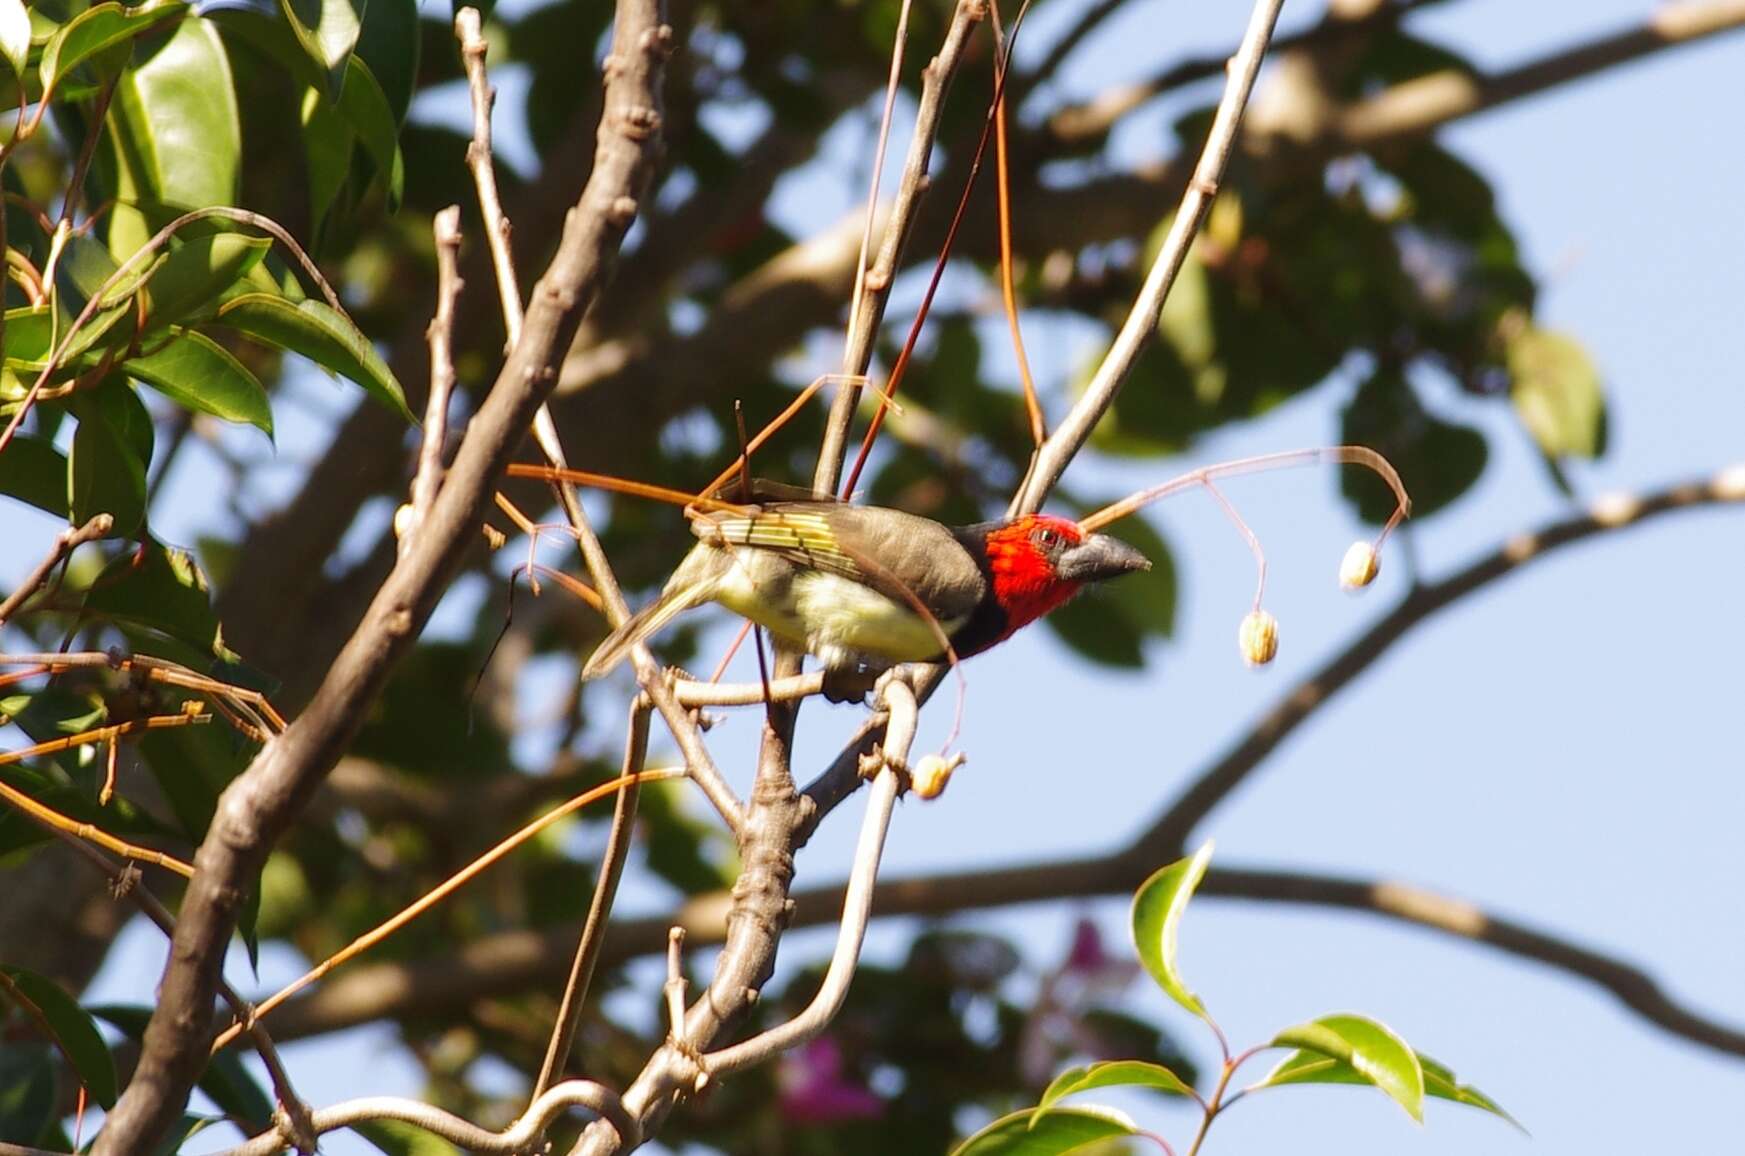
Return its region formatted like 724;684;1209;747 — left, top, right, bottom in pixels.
820;666;879;705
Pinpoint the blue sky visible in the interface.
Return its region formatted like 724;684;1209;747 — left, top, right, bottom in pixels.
16;1;1744;1153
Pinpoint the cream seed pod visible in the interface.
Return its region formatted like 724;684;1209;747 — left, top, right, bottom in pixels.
392;502;418;541
1339;540;1380;590
911;752;965;800
1238;609;1279;667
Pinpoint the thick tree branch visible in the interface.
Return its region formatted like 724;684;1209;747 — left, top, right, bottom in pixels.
91;3;672;1150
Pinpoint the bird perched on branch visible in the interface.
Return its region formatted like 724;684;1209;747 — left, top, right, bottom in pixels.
583;493;1150;697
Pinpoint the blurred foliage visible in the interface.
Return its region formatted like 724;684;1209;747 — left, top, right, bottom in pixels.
0;0;1615;1149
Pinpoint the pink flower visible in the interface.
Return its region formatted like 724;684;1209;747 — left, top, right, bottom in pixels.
777;1036;884;1124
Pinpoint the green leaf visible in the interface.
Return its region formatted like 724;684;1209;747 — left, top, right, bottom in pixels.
39;0;186;94
0;435;70;517
279;0;363;92
300;82;354;240
1257;1047;1521;1131
214;292;409;418
82;536;237;660
126;328;273;434
335;53;403;209
354;1118;464;1155
0;0;29;79
0;1043;56;1144
1;968;118;1108
352;0;415;125
1267;1013;1425;1122
952;1106;1137;1156
68;385;150;537
104;16;240;260
1341;370;1487;523
1508;325;1605;459
1130;840;1213;1019
2;299;133;373
1036;1061;1192;1122
142;233;272;331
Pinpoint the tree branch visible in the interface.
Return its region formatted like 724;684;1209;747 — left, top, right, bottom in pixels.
90;2;672;1149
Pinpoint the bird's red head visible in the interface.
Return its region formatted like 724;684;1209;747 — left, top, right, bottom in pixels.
976;515;1153;649
982;516;1092;635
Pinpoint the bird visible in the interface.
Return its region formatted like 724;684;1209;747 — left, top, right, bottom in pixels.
583;492;1150;697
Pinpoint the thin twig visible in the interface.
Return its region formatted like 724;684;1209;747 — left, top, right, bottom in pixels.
813;0;985;496
697;677;914;1080
0;515;113;626
532;703;650;1100
405;205;464;549
1012;0;1288;516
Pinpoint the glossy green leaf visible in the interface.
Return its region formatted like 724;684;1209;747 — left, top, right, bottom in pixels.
352;0;415;125
0;1043;56;1145
952;1106;1137;1156
2;300;133;373
1;968;117;1108
1257;1046;1521;1131
1130;840;1213;1018
126;327;272;433
1036;1061;1192;1123
1268;1013;1425;1122
94;1005;275;1132
104;16;239;260
279;0;363;92
0;0;29;79
38;0;186;93
142;233;272;331
214;292;409;418
0;435;70;517
354;1118;464;1155
138;713;246;840
335;53;403;208
82;536;237;660
301;81;353;239
68;388;149;537
1509;325;1605;459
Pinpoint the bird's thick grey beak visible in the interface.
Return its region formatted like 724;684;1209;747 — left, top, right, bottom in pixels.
1057;534;1151;583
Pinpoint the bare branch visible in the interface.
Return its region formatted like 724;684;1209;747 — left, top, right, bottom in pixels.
91;1;672;1147
700;678;914;1079
404;205;464;547
219;1079;639;1156
1012;0;1287;516
813;0;984;496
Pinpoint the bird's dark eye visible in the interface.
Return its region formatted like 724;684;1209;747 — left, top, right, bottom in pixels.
1034;528;1060;549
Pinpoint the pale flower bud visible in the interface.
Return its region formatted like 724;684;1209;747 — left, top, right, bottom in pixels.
1238;609;1279;667
1339;540;1380;590
911;753;965;801
392;503;418;541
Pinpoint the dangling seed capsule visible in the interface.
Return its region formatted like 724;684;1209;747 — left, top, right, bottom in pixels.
911;753;965;800
1339;540;1380;590
1238;609;1279;667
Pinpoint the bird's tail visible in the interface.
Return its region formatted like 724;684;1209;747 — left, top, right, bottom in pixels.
583;583;711;680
